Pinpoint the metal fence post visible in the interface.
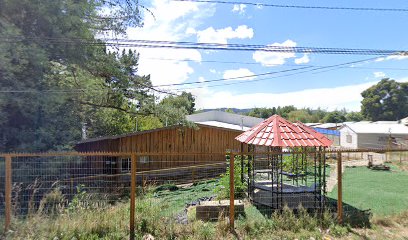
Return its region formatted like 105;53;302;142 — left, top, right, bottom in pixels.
337;152;343;224
5;155;12;232
130;153;137;240
229;153;235;231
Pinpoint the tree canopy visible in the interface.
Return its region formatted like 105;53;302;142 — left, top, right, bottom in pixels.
0;0;194;152
361;79;408;121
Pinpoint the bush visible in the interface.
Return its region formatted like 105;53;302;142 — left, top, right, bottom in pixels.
214;155;247;199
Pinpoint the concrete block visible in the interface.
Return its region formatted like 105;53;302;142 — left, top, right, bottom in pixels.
196;200;245;221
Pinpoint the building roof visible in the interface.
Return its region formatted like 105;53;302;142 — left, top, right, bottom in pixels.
235;115;333;147
77;123;244;145
195;121;251;131
400;116;408;125
187;111;263;129
313;123;341;129
340;123;408;134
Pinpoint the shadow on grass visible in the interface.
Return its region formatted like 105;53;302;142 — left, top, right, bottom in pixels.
326;197;372;228
251;197;372;228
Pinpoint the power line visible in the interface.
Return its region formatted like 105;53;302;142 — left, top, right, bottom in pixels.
0;56;391;93
174;0;408;13
143;56;408;71
2;36;408;56
172;56;382;91
155;66;312;87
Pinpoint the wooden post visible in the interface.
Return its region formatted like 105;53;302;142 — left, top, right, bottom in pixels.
192;168;195;184
229;153;235;231
130;154;137;240
400;145;402;164
5;155;12;232
337;152;343;224
69;178;74;198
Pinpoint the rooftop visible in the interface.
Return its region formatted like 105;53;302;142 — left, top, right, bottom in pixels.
341;123;408;134
236;115;333;147
187;111;264;129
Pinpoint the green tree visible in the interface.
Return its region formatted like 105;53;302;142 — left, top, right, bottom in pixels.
276;106;297;118
0;0;150;151
247;107;276;118
158;91;196;127
323;111;346;123
345;112;365;122
287;110;314;123
361;79;408;121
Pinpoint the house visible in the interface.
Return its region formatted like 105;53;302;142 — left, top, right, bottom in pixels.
339;122;408;149
74;111;263;182
310;123;341;146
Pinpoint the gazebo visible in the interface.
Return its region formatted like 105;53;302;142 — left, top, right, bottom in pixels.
235;115;332;212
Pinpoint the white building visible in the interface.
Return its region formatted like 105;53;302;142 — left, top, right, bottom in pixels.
401;116;408;126
186;110;264;131
339;122;408;149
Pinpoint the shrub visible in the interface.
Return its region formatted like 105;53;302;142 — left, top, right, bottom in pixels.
214;155;247;199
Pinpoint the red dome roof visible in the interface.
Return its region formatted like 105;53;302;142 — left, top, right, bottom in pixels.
235;115;333;147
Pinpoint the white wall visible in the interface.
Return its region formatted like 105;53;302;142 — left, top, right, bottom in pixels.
339;127;358;148
357;133;408;149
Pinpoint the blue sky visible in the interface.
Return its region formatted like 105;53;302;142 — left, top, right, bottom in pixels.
126;0;408;111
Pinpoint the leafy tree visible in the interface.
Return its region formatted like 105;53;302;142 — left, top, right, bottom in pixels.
247;107;276;118
158;91;196;127
361;79;408;121
345;112;365;122
0;0;151;151
323;111;346;123
276;106;297;118
287;110;314;123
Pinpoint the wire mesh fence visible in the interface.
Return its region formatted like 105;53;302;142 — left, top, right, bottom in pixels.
1;149;408;237
8;154;132;219
327;150;408;227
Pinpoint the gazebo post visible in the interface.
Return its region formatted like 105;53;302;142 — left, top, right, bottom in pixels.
240;142;244;183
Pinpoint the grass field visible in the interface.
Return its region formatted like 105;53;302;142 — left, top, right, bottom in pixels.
328;164;408;216
3;177;408;239
3;161;408;239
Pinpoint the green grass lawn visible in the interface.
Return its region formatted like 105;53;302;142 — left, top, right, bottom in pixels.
328;165;408;216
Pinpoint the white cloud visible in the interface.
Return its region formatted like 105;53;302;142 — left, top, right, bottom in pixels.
198;77;206;82
192;82;376;111
209;69;217;74
253;40;297;66
196;25;254;44
232;4;246;14
373;71;386;78
375;54;408;62
124;0;215;86
185;27;196;35
294;54;310;64
223;68;256;80
192;78;408;111
255;4;263;10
